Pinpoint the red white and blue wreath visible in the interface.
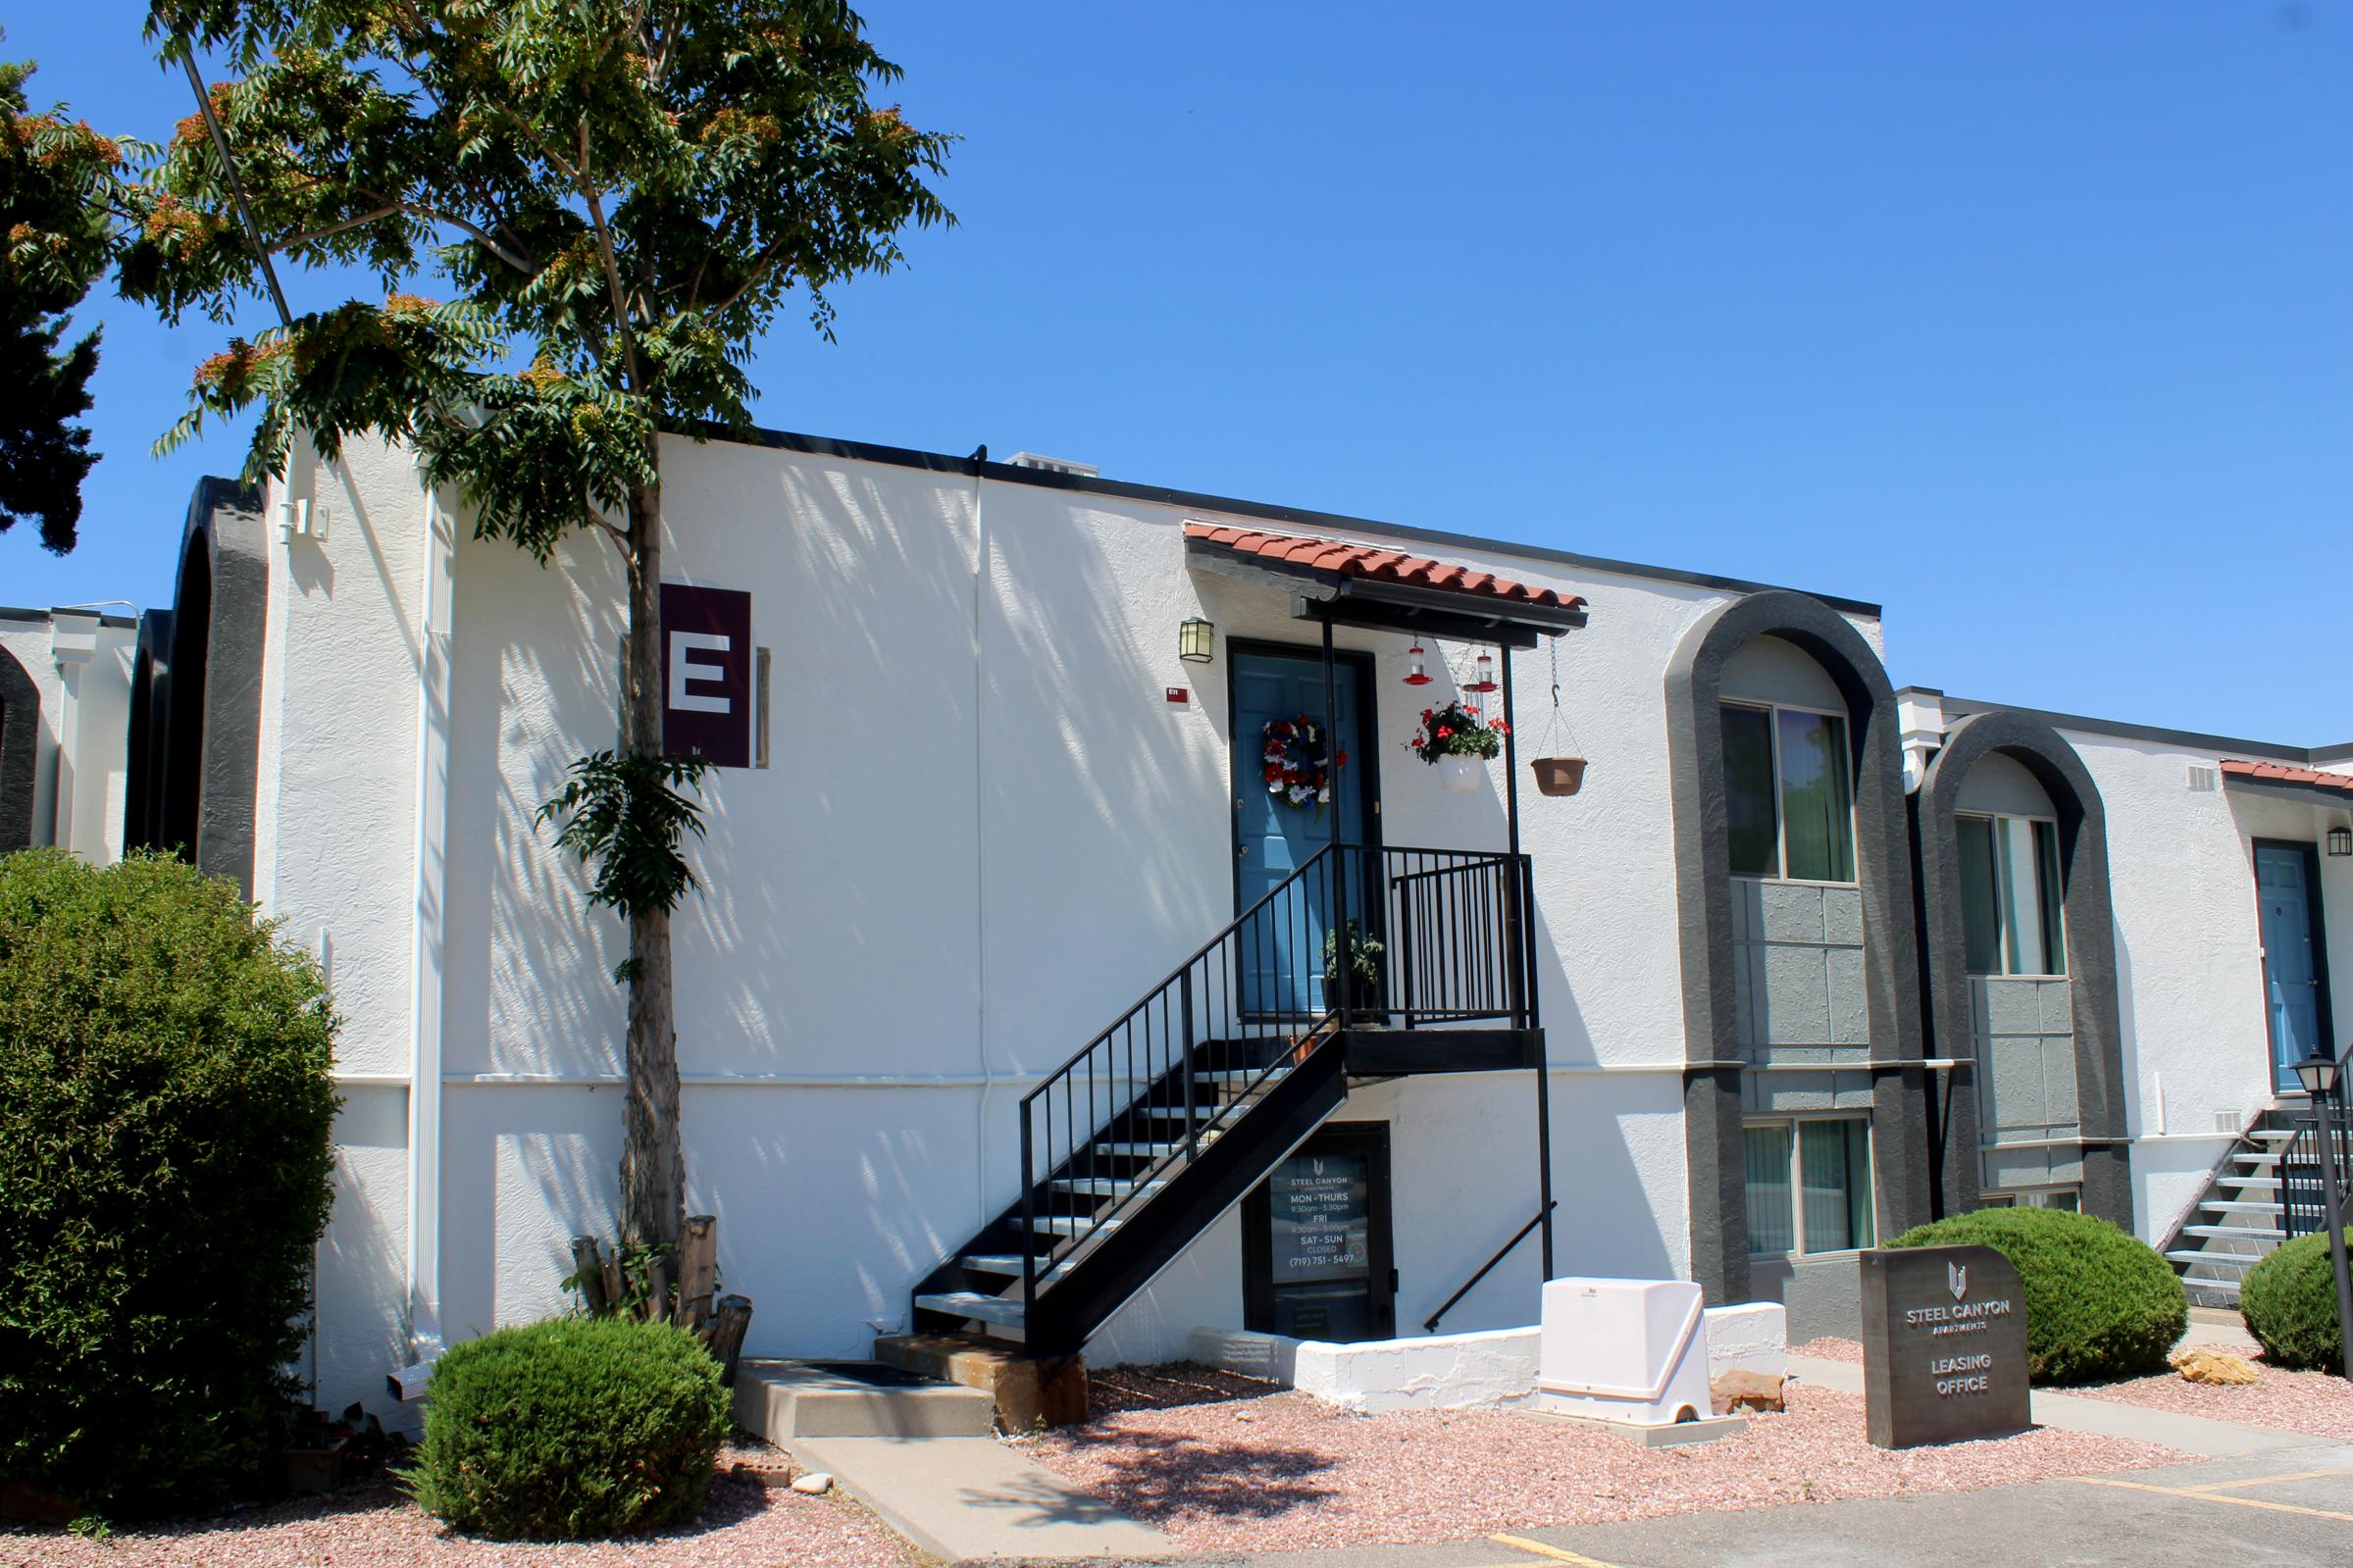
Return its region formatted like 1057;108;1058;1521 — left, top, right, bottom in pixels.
1261;715;1347;811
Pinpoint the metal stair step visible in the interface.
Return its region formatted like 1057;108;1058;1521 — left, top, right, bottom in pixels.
2199;1197;2286;1214
959;1253;1075;1284
2249;1128;2299;1144
914;1290;1027;1330
2180;1224;2284;1241
1050;1176;1171;1198
2217;1175;2284;1189
2232;1150;2286;1165
2167;1249;2260;1270
1093;1139;1215;1158
2182;1275;2245;1298
1032;1214;1126;1238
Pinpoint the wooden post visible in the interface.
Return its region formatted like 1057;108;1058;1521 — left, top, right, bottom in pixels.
569;1237;610;1317
678;1214;718;1330
599;1247;624;1316
708;1294;753;1385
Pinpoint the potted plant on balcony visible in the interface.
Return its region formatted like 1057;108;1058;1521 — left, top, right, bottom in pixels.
1409;701;1507;792
1322;920;1385;1020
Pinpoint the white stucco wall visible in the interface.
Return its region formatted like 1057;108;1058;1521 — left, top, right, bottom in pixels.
0;611;134;861
258;430;1777;1411
2047;728;2350;1247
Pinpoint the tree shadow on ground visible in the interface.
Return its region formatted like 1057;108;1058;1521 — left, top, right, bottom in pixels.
1035;1427;1341;1522
1087;1361;1285;1416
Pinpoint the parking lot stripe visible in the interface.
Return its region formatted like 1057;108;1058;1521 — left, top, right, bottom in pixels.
2070;1475;2353;1523
2181;1469;2337;1493
1489;1532;1627;1567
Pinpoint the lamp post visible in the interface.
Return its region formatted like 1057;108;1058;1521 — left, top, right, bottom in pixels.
2291;1050;2353;1381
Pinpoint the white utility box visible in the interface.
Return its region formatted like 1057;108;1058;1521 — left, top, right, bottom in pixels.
1536;1277;1713;1426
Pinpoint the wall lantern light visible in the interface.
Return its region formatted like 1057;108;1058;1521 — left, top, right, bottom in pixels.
1178;617;1216;664
2330;824;2352;858
1466;649;1499;693
1404;640;1433;685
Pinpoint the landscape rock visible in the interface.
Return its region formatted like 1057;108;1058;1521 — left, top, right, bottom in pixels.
1711;1369;1786;1414
2171;1348;2260;1386
790;1471;835;1495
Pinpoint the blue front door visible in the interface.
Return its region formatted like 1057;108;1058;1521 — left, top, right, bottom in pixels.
2257;843;2327;1092
1232;648;1371;1019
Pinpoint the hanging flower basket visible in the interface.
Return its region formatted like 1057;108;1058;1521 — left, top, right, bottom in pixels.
1408;700;1505;795
1531;757;1587;797
1261;715;1344;813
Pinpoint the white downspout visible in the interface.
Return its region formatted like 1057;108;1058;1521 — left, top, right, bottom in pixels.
404;483;455;1358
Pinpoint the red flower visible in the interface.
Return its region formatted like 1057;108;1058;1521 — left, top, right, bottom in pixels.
1264;763;1284;784
1492;720;1510;735
1436;726;1453;739
1335;750;1349;767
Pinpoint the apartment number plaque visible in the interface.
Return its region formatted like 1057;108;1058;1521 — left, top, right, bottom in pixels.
1859;1243;2031;1448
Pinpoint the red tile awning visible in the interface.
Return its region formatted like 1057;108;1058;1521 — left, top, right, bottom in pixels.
1183;524;1588;632
2221;759;2353;793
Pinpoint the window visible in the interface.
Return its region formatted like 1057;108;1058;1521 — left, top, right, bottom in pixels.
1957;814;2065;976
1744;1117;1874;1255
1720;703;1856;883
1980;1187;2078;1212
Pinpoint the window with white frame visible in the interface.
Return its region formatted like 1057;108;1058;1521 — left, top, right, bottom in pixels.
1720;702;1857;883
1744;1116;1875;1255
1980;1187;2078;1212
1956;813;2066;976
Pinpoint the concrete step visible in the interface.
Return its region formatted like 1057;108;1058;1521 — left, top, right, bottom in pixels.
915;1290;1027;1331
733;1360;996;1441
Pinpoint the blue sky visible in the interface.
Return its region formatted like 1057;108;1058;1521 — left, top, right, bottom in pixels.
5;1;2346;743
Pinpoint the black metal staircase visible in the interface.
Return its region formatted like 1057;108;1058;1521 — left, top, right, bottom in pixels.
911;842;1540;1355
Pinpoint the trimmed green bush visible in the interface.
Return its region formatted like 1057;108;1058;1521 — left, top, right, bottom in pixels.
404;1316;731;1540
1887;1206;2185;1385
0;850;338;1514
2241;1229;2351;1371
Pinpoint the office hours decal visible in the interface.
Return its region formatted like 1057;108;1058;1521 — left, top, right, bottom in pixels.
660;583;754;770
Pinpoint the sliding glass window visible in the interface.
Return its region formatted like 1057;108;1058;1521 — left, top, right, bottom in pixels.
1957;813;2066;977
1719;702;1857;883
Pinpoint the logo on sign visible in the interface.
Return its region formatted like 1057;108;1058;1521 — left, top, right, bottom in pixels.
660;582;752;769
1948;1261;1968;1302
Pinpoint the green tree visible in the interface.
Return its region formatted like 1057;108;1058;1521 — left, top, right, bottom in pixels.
1;38;128;553
119;0;950;1256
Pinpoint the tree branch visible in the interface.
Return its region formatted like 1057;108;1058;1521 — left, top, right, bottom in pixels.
267;203;403;252
575;122;644;393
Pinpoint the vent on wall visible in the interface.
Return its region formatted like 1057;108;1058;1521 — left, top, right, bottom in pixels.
2187;765;2220;793
2215;1110;2241;1136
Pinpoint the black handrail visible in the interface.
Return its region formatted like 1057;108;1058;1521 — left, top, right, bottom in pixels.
2281;1043;2353;1240
1015;842;1537;1311
1426;1201;1558;1333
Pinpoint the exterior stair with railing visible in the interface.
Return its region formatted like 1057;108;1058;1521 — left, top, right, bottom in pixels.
908;840;1541;1357
2162;1114;2298;1308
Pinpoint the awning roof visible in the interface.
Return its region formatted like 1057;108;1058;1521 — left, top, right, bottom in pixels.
2222;759;2353;799
1183;523;1589;646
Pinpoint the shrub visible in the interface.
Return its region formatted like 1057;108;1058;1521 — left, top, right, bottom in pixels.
0;850;338;1514
1887;1206;2185;1385
404;1316;731;1540
2241;1229;2351;1371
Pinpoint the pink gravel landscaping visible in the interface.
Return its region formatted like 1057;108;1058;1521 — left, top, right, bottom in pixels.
1;1447;919;1568
1010;1362;2188;1553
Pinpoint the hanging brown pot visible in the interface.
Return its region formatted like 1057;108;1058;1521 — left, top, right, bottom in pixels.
1531;757;1587;797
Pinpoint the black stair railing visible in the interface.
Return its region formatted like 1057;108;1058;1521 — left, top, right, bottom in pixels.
2282;1058;2353;1240
1015;842;1536;1311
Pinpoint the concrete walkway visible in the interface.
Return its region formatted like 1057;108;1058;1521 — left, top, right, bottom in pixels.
1786;1353;2318;1457
786;1434;1174;1562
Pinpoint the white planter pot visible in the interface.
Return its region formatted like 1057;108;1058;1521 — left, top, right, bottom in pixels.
1437;755;1483;793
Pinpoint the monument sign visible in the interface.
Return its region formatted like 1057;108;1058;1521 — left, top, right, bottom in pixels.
1860;1243;2031;1448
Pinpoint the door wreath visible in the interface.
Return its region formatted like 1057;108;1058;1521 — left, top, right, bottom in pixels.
1261;715;1346;811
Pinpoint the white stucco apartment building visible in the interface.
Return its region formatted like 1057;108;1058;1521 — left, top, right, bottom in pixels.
3;428;2344;1417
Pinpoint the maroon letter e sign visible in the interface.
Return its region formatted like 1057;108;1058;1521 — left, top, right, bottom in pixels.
660;582;751;769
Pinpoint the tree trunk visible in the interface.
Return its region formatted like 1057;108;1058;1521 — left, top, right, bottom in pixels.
619;465;685;1254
